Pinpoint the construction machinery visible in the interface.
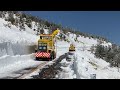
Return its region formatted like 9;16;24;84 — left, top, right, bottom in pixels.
69;43;75;51
35;29;60;61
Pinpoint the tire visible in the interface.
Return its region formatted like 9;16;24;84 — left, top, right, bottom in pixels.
35;50;37;53
50;51;55;60
54;52;56;59
36;57;39;60
53;51;56;59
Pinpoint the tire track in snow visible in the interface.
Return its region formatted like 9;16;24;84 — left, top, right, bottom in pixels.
17;61;48;79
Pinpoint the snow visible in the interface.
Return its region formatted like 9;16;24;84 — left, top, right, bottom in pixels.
56;45;120;79
44;29;49;34
101;41;112;47
0;54;43;78
0;18;38;44
24;24;37;35
5;13;9;19
55;32;119;79
57;59;76;79
0;17;43;78
68;32;98;46
73;49;120;79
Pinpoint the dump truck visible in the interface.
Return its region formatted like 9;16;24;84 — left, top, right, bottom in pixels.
35;29;60;61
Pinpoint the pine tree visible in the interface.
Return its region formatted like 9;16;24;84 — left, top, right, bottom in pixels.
19;23;25;31
7;12;15;25
0;11;3;18
90;45;95;53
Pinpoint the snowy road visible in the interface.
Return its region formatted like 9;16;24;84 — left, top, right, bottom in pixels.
17;61;48;79
0;54;45;79
0;46;68;79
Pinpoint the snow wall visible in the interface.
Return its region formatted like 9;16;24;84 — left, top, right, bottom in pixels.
0;42;36;57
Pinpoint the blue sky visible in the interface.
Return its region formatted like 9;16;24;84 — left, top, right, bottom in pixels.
24;11;120;45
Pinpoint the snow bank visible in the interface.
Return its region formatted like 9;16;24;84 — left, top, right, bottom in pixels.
0;54;34;68
75;49;120;79
0;42;36;56
0;53;43;78
0;18;38;44
56;41;69;58
57;59;76;79
67;32;98;46
0;18;40;57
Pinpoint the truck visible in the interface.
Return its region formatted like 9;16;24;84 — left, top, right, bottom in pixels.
35;29;60;61
69;43;75;51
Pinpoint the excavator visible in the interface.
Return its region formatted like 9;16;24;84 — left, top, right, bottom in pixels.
35;28;60;61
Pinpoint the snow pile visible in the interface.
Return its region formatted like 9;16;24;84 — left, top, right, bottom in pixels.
0;42;11;56
55;40;69;58
0;42;36;56
0;53;43;78
56;47;120;79
0;17;40;56
54;32;118;79
67;32;98;46
0;18;38;44
57;59;76;79
74;50;120;79
0;54;34;68
77;36;97;46
0;18;51;56
100;41;112;47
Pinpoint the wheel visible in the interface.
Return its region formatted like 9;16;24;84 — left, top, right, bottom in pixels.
54;52;56;59
35;49;37;53
35;57;39;60
50;51;55;60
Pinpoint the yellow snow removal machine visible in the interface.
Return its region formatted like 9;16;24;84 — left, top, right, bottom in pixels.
69;43;75;51
35;29;60;61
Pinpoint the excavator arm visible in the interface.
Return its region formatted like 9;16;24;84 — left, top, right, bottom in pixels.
52;28;60;38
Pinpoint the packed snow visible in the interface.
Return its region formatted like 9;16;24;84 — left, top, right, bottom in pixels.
0;18;39;45
56;47;120;79
54;32;119;79
0;54;44;78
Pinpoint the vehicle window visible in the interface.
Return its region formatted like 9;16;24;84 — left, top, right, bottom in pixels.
41;36;52;40
43;47;46;49
39;47;42;49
